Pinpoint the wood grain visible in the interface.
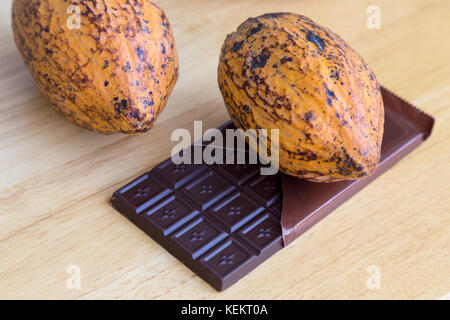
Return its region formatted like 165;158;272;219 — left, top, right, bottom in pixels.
0;0;449;299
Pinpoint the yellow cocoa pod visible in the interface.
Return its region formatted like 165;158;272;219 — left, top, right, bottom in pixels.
12;0;178;134
218;13;384;182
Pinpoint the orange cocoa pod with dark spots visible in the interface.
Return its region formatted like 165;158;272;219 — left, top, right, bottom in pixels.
218;13;384;182
12;0;178;134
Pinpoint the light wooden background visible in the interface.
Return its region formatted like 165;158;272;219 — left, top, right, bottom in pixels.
0;0;449;300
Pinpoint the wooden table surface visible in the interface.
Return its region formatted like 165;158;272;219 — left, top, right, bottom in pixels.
1;0;449;300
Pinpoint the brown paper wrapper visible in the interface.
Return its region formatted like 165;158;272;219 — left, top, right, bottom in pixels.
281;86;435;245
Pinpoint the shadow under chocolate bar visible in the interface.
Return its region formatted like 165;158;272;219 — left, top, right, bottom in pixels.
111;87;434;291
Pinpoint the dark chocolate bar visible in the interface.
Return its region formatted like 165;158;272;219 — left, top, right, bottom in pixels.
111;143;283;291
111;86;434;291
